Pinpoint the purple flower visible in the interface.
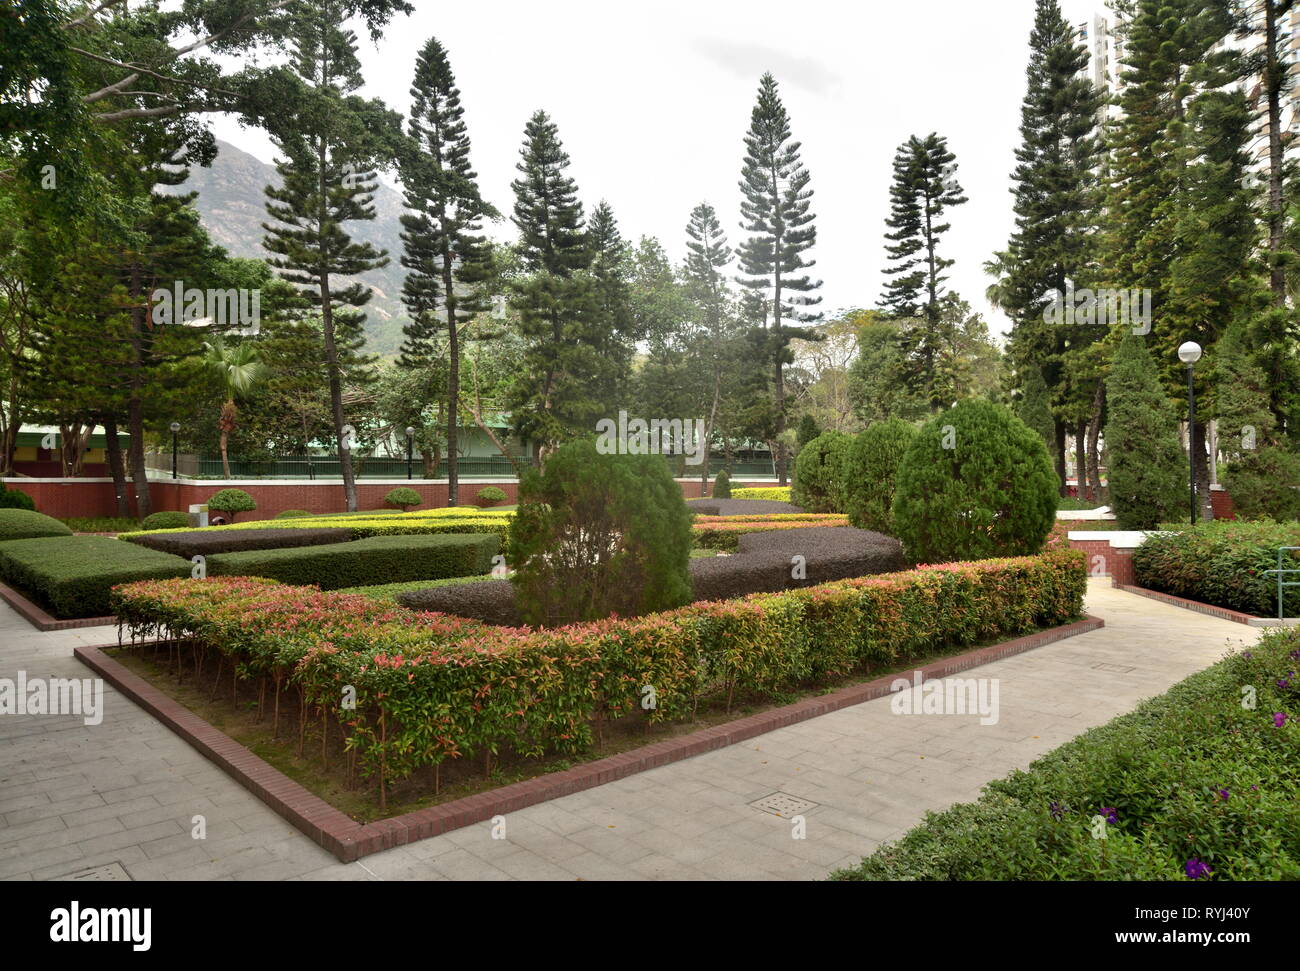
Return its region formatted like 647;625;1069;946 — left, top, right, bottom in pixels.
1243;651;1253;659
1274;712;1290;728
1217;788;1230;801
1280;678;1293;690
1184;858;1213;880
1100;807;1119;825
1049;801;1064;821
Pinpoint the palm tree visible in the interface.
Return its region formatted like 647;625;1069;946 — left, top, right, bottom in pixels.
202;338;269;478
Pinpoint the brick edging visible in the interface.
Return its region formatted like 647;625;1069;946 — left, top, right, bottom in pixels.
1114;584;1261;625
75;614;1103;863
0;581;115;631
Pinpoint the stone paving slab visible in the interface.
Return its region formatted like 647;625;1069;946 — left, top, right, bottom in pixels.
0;579;1259;880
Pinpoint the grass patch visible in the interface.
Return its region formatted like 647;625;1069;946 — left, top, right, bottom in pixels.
335;573;502;603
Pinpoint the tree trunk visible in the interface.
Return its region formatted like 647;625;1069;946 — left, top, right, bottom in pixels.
1074;420;1088;502
1194;419;1213;521
1086;383;1105;502
1054;420;1068;497
441;248;460;508
1265;0;1288;308
127;264;152;519
103;417;131;519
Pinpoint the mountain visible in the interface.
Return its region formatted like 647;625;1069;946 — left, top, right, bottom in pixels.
165;138;411;357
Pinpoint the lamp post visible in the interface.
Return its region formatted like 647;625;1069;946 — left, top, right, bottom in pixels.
405;426;415;480
1178;342;1203;526
169;422;180;480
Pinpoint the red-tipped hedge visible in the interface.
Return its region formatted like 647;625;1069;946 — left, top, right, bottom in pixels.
111;549;1086;802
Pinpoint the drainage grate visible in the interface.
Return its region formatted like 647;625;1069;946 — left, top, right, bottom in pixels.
1091;663;1136;673
59;862;133;882
749;792;819;817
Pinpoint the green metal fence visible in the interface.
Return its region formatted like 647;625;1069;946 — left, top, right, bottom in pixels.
193;453;776;479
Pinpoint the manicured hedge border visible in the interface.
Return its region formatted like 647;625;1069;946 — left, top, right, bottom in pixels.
831;626;1300;881
0;535;189;618
0;508;74;542
112;549;1085;804
120;509;512;544
693;516;851;550
205;533;499;590
123;526;355;559
731;487;792;501
1132;520;1300;617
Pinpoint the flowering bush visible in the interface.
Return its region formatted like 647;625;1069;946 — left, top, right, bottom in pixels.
731;487;792;501
112;549;1085;806
833;625;1300;881
693;516;850;550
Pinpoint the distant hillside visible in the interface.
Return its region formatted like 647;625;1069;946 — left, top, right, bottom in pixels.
165;138;410;357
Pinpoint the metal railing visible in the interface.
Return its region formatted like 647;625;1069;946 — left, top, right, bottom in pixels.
1263;547;1300;621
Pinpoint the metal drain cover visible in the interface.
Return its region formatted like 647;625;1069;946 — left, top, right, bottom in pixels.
60;862;133;881
750;792;819;817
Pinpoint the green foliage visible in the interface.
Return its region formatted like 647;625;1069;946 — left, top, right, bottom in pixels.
124;527;353;560
795;414;822;448
1133;520;1300;617
711;469;732;499
383;487;423;511
0;536;188;618
0;509;73;541
832;628;1300;881
0;488;37;511
1221;448;1300;522
791;431;852;513
1104;335;1188;529
893;399;1057;562
507;439;693;626
842;419;917;535
335;574;499;604
113;551;1085;795
141;512;190;531
207;489;257;521
207;533;497;590
275;510;314;519
475;486;507;504
731;486;790;501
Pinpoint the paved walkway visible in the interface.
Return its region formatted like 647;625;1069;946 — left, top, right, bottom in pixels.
0;579;1260;881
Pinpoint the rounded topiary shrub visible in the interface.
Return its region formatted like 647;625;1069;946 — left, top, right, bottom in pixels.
791;431;852;513
207;488;257;523
0;508;73;541
275;509;313;519
384;487;423;512
507;438;694;627
476;486;508;506
893;399;1057;563
842;419;917;535
141;511;190;531
0;487;37;511
712;469;732;499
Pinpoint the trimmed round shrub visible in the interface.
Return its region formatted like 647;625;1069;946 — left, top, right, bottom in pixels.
141;511;190;531
507;438;694;626
207;488;257;522
0;508;73;542
842;419;917;536
712;469;732;499
1220;447;1300;522
893;399;1057;563
791;431;852;513
0;487;37;511
384;486;423;512
275;509;313;519
476;486;508;506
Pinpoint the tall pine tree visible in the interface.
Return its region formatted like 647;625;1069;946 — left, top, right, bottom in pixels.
736;72;822;485
397;35;493;506
880;132;967;410
262;0;396;512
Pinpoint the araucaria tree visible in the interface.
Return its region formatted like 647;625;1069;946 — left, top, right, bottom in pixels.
880;132;968;410
995;0;1102;490
737;72;822;486
397;35;493;506
509;111;625;457
262;0;397;512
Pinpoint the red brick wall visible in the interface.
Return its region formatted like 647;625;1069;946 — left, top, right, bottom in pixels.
4;477;780;520
1211;488;1236;520
1066;538;1136;585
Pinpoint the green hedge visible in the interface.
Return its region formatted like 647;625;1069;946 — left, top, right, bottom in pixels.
141;511;191;531
0;509;74;542
206;533;498;590
831;626;1300;880
0;536;189;618
0;488;36;511
112;549;1085;797
1132;520;1300;617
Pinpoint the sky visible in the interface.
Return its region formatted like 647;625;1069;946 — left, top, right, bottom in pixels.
212;0;1110;342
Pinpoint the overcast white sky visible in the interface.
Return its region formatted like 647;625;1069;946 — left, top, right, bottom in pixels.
213;0;1108;341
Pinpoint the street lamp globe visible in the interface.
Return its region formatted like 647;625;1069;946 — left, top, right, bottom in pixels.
1178;341;1203;365
169;421;181;433
405;426;415;439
